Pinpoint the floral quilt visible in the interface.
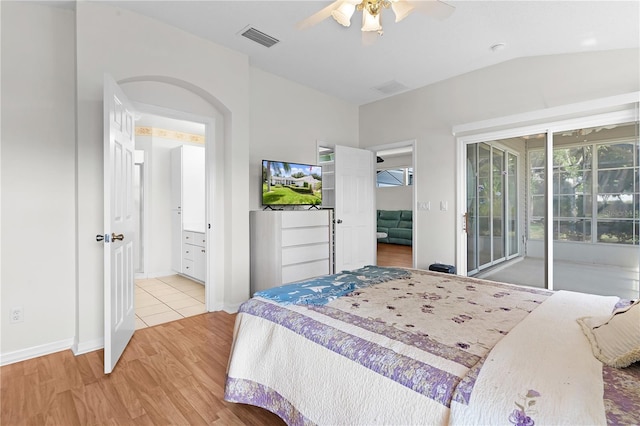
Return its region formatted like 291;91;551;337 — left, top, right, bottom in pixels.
225;268;552;425
323;269;550;358
225;267;638;425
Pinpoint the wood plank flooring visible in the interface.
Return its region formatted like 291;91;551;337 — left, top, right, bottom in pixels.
0;312;285;426
1;245;413;425
376;242;413;268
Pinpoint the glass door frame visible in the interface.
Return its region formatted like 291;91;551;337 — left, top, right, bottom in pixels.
454;92;639;289
466;141;521;275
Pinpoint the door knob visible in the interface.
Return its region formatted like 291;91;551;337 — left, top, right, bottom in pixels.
111;233;124;241
336;219;343;224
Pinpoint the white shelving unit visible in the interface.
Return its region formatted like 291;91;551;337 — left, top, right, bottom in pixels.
318;145;335;208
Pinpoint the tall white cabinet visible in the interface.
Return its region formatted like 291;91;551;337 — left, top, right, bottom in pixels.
250;210;333;294
171;145;206;282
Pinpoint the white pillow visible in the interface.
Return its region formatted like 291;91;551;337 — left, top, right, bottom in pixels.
577;299;640;368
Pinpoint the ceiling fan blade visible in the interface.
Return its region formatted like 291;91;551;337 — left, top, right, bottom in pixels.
405;0;455;20
296;1;342;30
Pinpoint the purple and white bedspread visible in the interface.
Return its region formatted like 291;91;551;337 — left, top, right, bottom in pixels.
224;268;640;425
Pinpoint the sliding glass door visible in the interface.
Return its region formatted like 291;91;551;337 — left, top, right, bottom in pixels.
458;98;639;298
466;142;519;274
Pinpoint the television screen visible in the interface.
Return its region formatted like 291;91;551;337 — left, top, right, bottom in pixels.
262;160;322;206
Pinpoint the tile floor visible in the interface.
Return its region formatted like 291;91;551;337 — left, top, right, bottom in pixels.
135;274;205;329
476;257;639;300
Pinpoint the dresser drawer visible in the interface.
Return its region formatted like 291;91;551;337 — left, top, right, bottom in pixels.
183;243;196;261
282;227;329;247
183;231;196;245
282;259;330;284
184;231;205;247
193;232;206;246
281;210;329;228
183;258;195;275
281;243;329;266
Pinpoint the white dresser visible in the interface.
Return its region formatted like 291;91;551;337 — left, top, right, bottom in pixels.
250;210;333;294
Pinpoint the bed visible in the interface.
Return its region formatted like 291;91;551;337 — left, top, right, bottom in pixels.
224;266;640;425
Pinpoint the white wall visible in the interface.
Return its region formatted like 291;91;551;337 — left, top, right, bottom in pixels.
0;1;360;361
249;68;359;210
1;2;76;356
74;1;253;351
359;49;640;269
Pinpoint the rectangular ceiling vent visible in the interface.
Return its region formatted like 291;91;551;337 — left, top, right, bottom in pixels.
240;26;280;48
372;80;409;95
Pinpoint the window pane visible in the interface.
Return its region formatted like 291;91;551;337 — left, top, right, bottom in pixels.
554;146;592;170
530;171;545;195
557;171;588;194
529;219;544;240
557;219;591;242
530;151;545;168
557;195;587;218
597;193;636;219
377;169;404;187
531;195;545;217
598;143;635;169
507;153;518;257
376;168;412;187
596;220;636;244
598;169;635;193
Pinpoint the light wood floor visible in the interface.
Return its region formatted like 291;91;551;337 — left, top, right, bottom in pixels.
376;242;413;268
0;312;285;426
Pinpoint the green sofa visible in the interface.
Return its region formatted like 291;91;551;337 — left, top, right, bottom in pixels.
377;210;412;246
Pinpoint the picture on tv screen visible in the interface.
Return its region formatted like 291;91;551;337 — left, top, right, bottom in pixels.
262;160;322;206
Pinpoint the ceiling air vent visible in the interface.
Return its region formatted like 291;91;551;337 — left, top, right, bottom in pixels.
372;80;409;95
240;26;280;48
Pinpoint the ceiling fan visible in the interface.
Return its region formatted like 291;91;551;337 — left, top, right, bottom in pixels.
296;0;455;36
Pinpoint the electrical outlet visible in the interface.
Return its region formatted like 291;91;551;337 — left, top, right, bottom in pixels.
10;307;23;324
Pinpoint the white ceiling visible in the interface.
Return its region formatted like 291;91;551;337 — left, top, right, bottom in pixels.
103;1;639;105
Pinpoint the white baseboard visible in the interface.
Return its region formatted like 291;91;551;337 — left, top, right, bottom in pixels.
135;270;179;280
0;338;74;366
223;302;242;314
72;337;104;356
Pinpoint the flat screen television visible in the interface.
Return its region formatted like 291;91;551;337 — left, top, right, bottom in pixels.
262;160;322;207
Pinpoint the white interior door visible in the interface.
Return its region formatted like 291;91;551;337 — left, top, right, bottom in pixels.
103;74;136;374
334;145;376;272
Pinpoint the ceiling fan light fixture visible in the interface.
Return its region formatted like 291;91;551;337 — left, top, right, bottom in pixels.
331;2;357;27
361;8;383;32
391;1;414;22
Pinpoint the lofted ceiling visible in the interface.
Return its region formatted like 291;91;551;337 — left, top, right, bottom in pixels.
100;1;639;105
